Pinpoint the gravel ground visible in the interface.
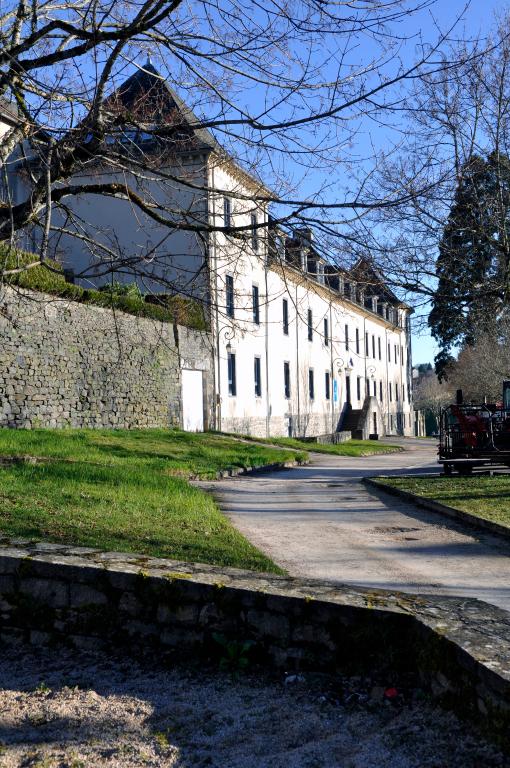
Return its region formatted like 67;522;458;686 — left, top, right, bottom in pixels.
0;643;507;768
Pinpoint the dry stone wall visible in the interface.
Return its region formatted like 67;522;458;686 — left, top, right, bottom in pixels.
0;286;213;429
0;539;509;750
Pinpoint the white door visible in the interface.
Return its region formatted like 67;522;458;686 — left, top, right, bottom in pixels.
182;369;204;432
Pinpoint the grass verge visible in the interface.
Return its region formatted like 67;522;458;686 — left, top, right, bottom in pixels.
224;434;403;457
0;429;305;572
376;475;510;529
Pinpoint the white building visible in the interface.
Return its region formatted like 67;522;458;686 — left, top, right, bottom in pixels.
2;64;415;437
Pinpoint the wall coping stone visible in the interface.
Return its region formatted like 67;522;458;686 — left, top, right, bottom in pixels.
0;537;509;747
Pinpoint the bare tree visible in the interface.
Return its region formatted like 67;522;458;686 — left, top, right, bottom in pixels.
413;369;452;429
444;324;510;403
359;14;510;343
0;0;477;307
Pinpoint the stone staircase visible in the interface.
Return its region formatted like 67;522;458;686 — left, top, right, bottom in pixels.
339;404;363;439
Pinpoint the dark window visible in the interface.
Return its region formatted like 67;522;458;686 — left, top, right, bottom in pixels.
396;383;399;402
251;213;259;252
394;344;398;361
389;382;392;402
324;317;329;346
365;332;369;357
401;346;404;366
282;299;289;335
254;356;261;397
223;196;232;228
346;375;351;403
378;337;381;360
356;376;361;401
372;335;375;359
373;379;376;397
284;361;291;399
252;284;260;325
345;323;349;351
307;309;313;341
355;328;360;354
325;371;330;400
388;342;391;362
226;274;234;318
309;369;315;400
402;383;405;402
379;380;383;400
366;377;369;396
228;351;236;396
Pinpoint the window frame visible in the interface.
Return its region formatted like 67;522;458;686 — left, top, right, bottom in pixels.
251;212;259;252
307;308;313;342
225;274;235;319
282;298;289;335
325;370;331;400
227;351;237;396
284;361;291;399
252;284;260;325
308;368;315;400
254;356;262;397
223;196;232;228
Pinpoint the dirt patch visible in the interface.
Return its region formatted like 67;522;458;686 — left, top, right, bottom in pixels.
0;644;506;767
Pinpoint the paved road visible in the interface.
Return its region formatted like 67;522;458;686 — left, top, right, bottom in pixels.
204;438;510;612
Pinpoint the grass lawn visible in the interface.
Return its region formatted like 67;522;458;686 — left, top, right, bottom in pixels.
228;434;403;457
0;429;305;572
377;475;510;529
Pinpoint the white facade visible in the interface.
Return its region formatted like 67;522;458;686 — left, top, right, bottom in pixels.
207;158;414;438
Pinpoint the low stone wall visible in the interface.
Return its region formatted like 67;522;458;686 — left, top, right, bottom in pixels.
0;286;213;429
222;412;338;439
300;431;352;445
0;539;509;748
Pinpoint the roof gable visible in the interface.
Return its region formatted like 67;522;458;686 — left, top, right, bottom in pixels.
104;62;221;154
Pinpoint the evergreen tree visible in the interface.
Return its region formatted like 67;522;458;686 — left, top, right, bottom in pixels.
430;152;510;378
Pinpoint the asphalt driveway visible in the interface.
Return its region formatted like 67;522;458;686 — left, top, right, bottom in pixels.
203;438;510;612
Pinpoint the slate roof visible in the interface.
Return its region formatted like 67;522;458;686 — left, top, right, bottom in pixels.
104;62;222;154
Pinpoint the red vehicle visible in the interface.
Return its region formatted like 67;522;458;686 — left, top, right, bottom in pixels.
439;381;510;474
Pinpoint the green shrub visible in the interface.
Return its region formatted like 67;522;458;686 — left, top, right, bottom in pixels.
0;245;207;330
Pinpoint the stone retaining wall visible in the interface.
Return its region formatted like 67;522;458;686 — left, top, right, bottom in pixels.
0;539;509;749
0;286;213;429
